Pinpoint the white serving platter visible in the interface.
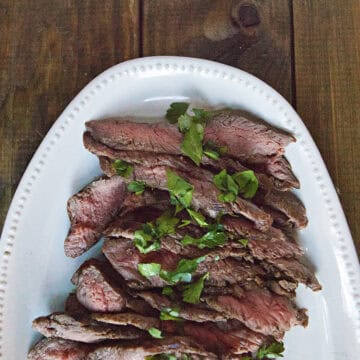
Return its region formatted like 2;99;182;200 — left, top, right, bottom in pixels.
0;56;359;359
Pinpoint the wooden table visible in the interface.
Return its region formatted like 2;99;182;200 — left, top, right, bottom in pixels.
0;0;359;255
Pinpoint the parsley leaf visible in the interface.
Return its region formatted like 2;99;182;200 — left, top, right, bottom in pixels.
112;159;133;177
148;327;163;339
181;122;204;166
178;113;192;132
186;208;208;227
192;108;211;122
134;211;179;254
203;141;227;160
146;354;177;360
181;223;227;249
160;256;206;284
232;170;259;199
127;180;146;195
238;238;249;247
257;341;285;359
165;102;189;124
182;272;209;304
213;169;259;202
162;286;174;296
160;307;182;321
138;263;161;278
178;219;191;228
166;169;194;213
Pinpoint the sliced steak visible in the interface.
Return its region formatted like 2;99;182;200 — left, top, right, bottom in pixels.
65;293;88;317
27;338;93;360
86;110;293;163
64;177;127;257
265;257;322;291
255;189;308;229
137;291;227;323
100;160;272;230
71;259;126;313
205;287;308;339
222;216;304;259
85;130;291;192
183;320;269;356
92;312;160;330
86;336;217;360
32;313;143;343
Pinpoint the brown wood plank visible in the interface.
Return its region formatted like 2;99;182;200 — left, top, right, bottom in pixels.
142;0;293;102
293;0;360;254
0;0;140;232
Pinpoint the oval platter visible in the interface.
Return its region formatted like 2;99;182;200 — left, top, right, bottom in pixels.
0;56;359;359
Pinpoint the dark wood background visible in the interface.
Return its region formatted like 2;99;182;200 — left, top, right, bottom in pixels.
0;0;359;255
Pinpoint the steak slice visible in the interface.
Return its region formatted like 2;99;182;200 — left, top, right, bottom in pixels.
65;294;88;317
27;337;93;360
255;189;308;229
85;110;293;162
222;216;304;259
32;313;143;343
183;320;270;356
92;312;160;330
86;336;217;360
64;176;127;258
265;257;322;291
137;291;227;323
71;259;126;313
205;287;308;339
103;237;265;289
84;130;293;192
100;160;272;230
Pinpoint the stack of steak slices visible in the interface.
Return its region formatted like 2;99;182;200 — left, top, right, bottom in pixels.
29;108;321;359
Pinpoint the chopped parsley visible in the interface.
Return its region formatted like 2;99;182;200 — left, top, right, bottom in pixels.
257;341;285;359
165;102;189;124
238;238;249;247
181;223;227;249
112;159;133;177
213;169;259;202
182;272;209;304
148;327;163;339
127;180;147;195
159;307;182;321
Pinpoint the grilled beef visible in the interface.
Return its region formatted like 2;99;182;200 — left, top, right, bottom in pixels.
183;320;270;356
137;290;228;323
205;287;308;339
64;177;127;258
86;336;218;360
84;131;293;192
85;110;293;163
32;313;143;343
99;159;272;230
65;294;89;317
71;259;126;313
27;338;93;360
92;312;160;330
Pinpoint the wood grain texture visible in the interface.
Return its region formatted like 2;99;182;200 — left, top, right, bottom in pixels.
0;0;140;231
293;0;360;252
142;0;293;102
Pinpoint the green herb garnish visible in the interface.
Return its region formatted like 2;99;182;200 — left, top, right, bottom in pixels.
186;208;208;227
112;159;133;177
162;286;174;296
159;307;182;321
257;341;285;359
182;272;209;304
232;170;259;199
213;169;258;202
148;327;163;339
127;180;146;195
181;122;204;166
165;102;189;124
160;256;206;284
134;211;179;254
146;354;177;360
166;169;194;213
238;238;249;247
181;223;227;249
203;141;227;160
137;263;161;278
